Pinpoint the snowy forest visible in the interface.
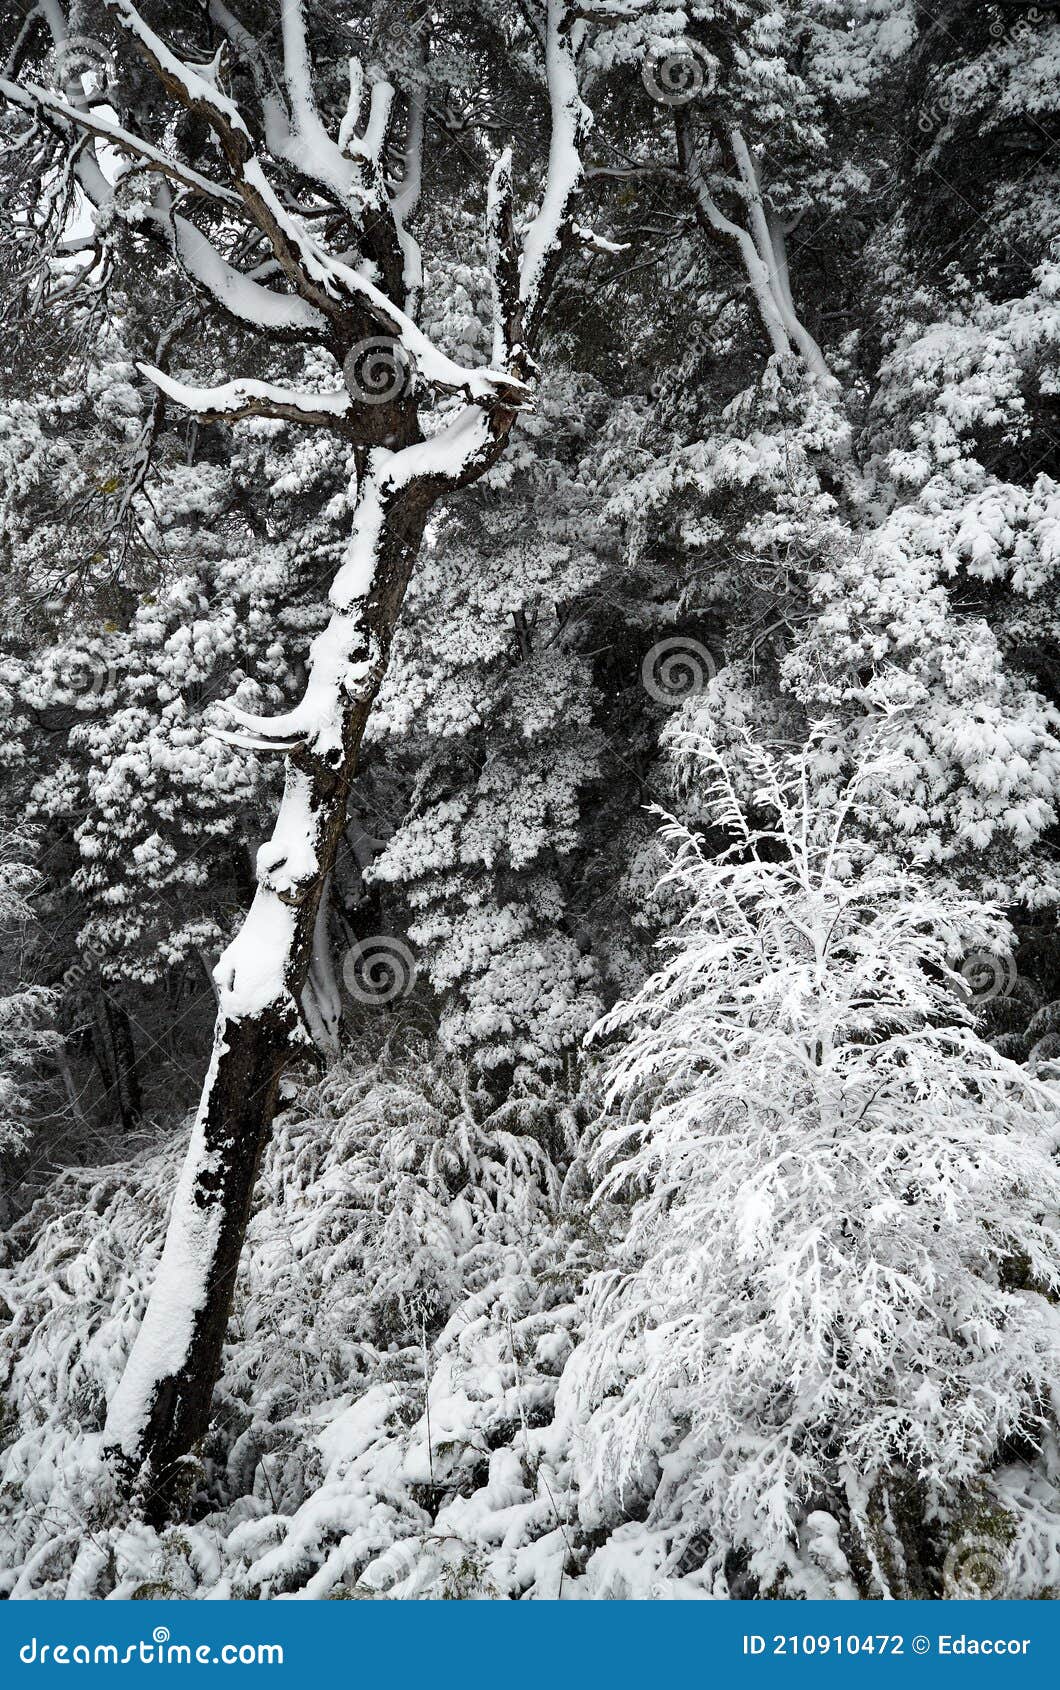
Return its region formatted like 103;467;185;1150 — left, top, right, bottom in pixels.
1;0;1060;1604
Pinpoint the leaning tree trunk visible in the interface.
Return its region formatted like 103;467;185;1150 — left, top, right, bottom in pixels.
55;0;591;1522
103;456;461;1518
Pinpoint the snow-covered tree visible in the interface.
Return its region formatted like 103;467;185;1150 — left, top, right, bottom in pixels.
569;731;1060;1596
0;330;337;1132
0;0;626;1508
4;0;1060;1606
368;368;638;1080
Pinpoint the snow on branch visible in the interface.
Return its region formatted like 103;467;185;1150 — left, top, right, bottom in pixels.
277;0;361;201
518;0;593;344
219;407;505;755
0;74;242;210
570;0;655;15
728;129;831;383
137;365;356;433
340;72;395;170
487;149;521;367
102;1;360;320
169;214;327;338
391;91;425;319
280;0;325;141
3;0;599;414
675;114;834;384
676;112;793;364
207;724;309;755
2;2;541;411
104;0;252;164
571;221;628;256
206;0;278;104
103;6;525;403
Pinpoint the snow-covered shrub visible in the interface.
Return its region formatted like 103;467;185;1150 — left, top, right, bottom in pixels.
567;730;1060;1597
0;1057;602;1599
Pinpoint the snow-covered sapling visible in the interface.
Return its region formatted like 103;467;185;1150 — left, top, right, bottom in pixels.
569;731;1060;1595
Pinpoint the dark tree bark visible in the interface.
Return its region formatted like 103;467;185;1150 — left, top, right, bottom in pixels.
101;997;143;1131
106;476;498;1514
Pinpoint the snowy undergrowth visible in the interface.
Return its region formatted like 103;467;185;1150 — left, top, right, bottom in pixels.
4;973;1060;1600
0;1059;633;1599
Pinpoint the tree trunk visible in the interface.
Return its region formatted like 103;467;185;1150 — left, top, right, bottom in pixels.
104;463;446;1518
102;997;143;1131
88;1001;117;1106
85;0;584;1523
